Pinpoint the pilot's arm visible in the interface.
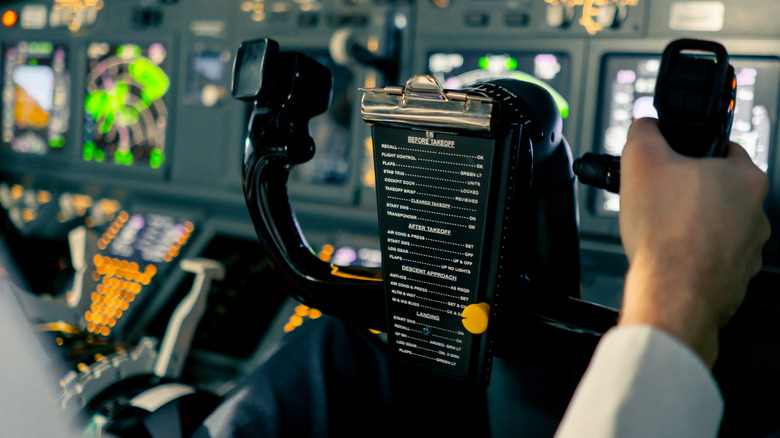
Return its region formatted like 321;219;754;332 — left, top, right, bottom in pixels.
556;118;771;437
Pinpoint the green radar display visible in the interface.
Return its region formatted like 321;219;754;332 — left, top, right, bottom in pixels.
83;42;169;169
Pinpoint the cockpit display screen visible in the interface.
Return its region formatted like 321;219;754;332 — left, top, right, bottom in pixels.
83;42;170;169
2;41;69;154
594;54;780;216
427;50;571;119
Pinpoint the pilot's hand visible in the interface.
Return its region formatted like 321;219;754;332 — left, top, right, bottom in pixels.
617;117;770;367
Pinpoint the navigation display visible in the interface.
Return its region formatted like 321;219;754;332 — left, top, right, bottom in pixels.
427;50;571;119
594;54;780;215
83;42;170;169
2;41;69;154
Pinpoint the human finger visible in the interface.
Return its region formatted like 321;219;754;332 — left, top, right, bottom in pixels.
623;118;668;157
620;118;676;189
723;142;771;202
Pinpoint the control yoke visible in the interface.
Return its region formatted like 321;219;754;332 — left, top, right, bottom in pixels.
234;38;619;384
233;39;386;330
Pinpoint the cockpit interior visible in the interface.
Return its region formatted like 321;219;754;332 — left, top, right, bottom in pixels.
2;1;780;437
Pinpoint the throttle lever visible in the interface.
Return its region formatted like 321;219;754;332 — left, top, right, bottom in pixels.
574;38;737;193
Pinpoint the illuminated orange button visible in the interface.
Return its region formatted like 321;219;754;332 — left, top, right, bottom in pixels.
295;305;309;317
145;265;157;276
94;254;104;267
284;323;296;333
290;315;304;327
37;190;51;204
462;302;490;335
309;309;322;319
118;211;129;222
2;10;17;27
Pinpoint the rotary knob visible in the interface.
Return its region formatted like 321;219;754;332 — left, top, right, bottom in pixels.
546;3;575;28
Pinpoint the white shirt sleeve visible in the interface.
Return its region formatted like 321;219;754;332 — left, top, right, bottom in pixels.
555;325;724;438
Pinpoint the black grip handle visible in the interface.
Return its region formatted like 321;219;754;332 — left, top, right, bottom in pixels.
654;38;736;157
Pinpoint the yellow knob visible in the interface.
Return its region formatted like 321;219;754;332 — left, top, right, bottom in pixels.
462;302;490;334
